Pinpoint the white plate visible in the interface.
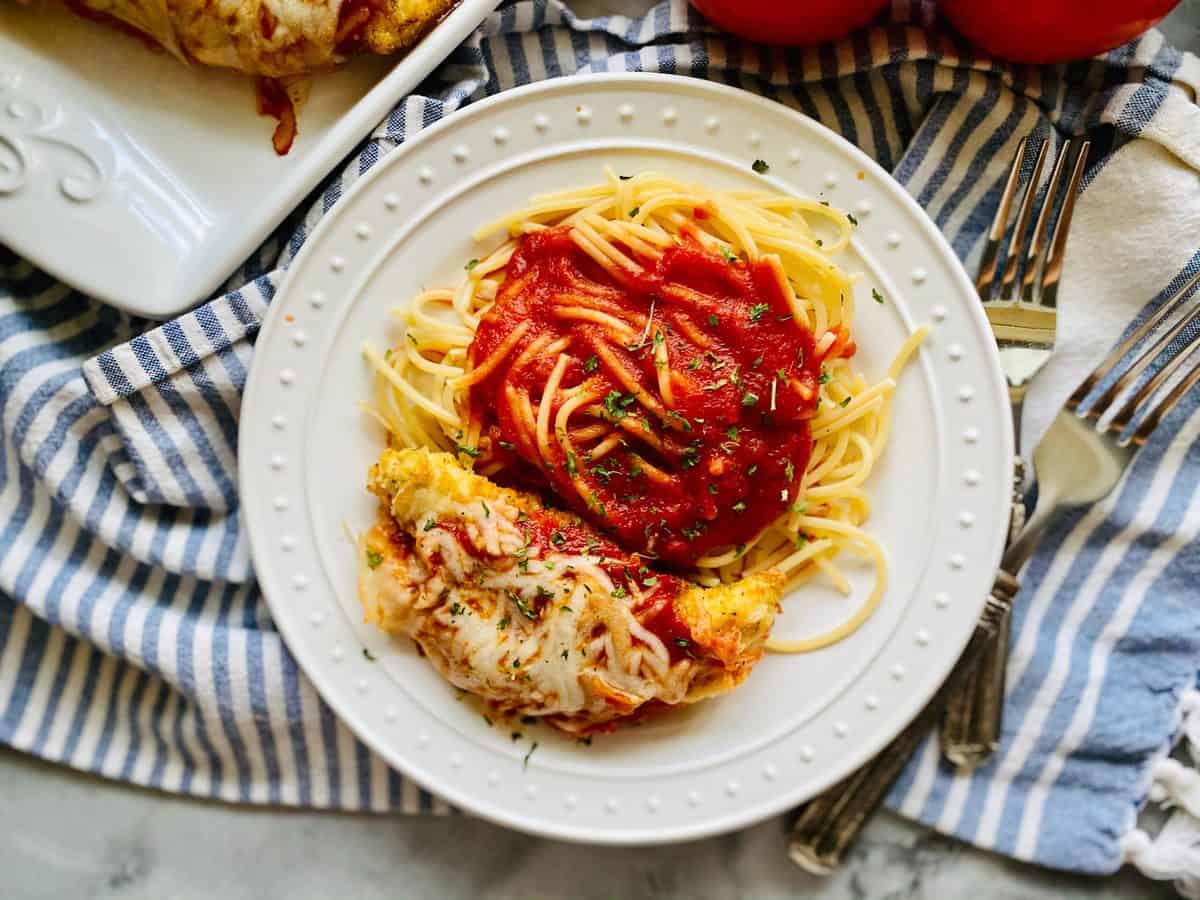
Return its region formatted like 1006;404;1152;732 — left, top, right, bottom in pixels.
239;73;1012;845
0;0;498;319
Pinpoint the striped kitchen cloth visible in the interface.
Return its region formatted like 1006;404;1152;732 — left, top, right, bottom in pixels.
3;0;1200;888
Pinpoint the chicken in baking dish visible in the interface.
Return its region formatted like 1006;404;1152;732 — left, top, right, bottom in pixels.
359;448;784;734
42;0;456;78
26;0;457;152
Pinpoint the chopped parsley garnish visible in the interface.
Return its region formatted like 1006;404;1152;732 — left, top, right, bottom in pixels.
748;303;770;323
584;354;599;373
523;742;539;769
708;483;719;495
819;369;832;385
747;464;758;477
840;395;853;408
629;207;640;217
612;585;627;599
603;391;638;421
751;158;770;174
423;518;436;532
480;500;490;518
785;460;795;481
703;378;728;392
674;637;692;648
365;550;383;569
566;450;578;478
688;357;702;371
497;616;510;631
719;245;739;264
732;500;747;513
727;425;739;441
643;575;659;587
665;410;693;432
507;589;538;620
561;649;569;660
741;390;759;407
846;212;858;226
815;238;824;247
752;356;764;369
498;440;515;451
590;460;618;483
777;368;789;381
550;531;566;547
708;313;720;327
362;648;377;661
619;174;632;180
680;446;700;469
449;602;464;616
455;442;481;458
464;258;479;271
682;522;705;539
872;287;885;304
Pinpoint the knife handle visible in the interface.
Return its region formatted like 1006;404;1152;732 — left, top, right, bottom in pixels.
938;569;1020;767
787;595;1010;873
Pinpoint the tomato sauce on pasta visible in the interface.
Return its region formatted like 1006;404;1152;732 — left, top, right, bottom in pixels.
464;226;839;567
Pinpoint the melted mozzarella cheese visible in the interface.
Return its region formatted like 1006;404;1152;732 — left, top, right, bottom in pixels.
359;448;783;731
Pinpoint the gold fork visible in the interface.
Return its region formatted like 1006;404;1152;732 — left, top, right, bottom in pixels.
939;137;1089;766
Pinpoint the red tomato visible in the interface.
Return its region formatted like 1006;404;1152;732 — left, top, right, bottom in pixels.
688;0;889;46
940;0;1181;64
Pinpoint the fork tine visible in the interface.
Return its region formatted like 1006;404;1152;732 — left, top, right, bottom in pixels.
1067;268;1200;414
997;139;1050;301
975;138;1029;302
1019;139;1077;305
1033;140;1089;309
1107;304;1200;436
1086;301;1199;424
1129;348;1200;445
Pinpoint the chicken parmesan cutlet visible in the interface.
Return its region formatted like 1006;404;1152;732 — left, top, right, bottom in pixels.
359;448;783;734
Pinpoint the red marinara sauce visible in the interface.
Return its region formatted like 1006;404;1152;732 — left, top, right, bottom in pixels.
466;225;839;568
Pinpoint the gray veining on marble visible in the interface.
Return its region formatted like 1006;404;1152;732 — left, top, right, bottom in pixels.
0;748;1175;900
2;2;1197;898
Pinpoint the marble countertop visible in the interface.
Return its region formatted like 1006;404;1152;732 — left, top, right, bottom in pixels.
3;3;1197;899
0;748;1171;900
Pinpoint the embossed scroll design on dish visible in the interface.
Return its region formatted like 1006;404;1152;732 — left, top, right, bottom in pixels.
0;70;111;203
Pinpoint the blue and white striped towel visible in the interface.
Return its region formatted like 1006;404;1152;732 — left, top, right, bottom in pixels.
3;0;1200;887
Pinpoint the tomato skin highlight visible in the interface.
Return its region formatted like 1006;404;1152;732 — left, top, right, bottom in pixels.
686;0;888;46
940;0;1179;64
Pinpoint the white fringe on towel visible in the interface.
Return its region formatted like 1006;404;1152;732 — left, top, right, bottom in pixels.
1124;690;1200;898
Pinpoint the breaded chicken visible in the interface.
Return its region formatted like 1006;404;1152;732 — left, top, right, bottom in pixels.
43;0;456;78
359;448;783;733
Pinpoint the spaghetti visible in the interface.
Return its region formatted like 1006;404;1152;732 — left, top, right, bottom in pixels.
363;170;925;654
